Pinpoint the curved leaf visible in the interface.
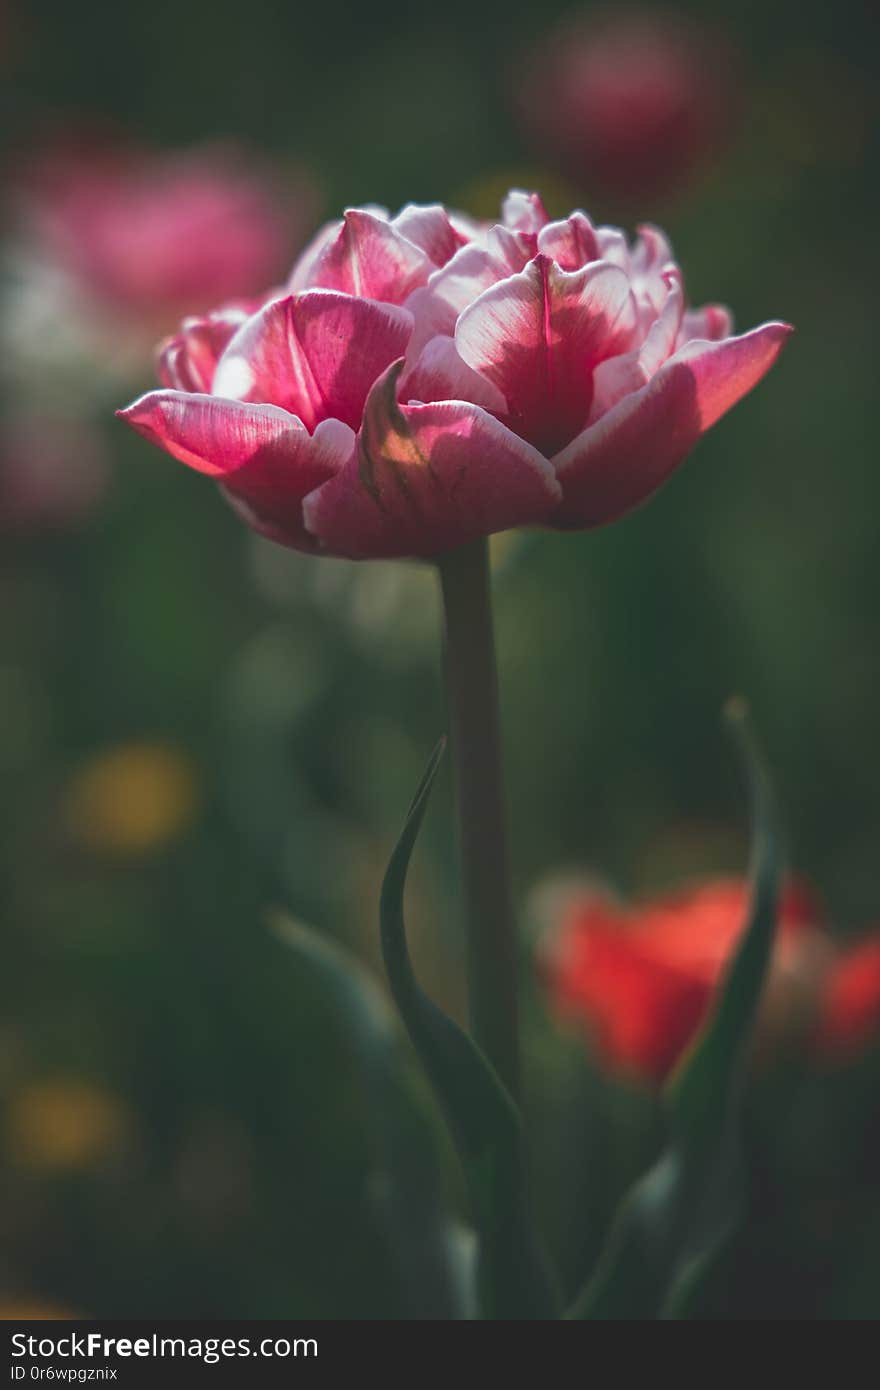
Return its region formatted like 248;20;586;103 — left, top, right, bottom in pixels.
380;739;559;1319
272;911;469;1319
569;701;783;1319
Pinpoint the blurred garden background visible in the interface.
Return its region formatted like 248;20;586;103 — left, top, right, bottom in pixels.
1;0;878;1319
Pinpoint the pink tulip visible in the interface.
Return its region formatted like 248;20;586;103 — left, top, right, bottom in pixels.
119;190;790;559
18;136;315;321
515;10;738;203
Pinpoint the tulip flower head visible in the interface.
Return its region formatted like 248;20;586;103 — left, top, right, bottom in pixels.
540;878;824;1084
119;191;789;559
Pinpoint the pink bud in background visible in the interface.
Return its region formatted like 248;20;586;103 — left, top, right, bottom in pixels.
15;133;319;323
515;9;739;204
2;131;319;528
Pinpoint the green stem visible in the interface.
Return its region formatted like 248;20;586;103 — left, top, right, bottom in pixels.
436;537;520;1100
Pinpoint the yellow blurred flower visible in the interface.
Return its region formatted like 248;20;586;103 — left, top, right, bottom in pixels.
0;1300;77;1320
6;1080;131;1172
62;740;199;857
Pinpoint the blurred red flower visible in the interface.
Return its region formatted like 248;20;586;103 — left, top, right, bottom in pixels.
515;9;738;204
540;877;827;1084
815;937;880;1062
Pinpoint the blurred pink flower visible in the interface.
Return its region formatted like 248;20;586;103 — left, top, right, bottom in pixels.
0;415;109;530
119;190;789;559
1;132;318;529
15;134;318;323
515;9;738;203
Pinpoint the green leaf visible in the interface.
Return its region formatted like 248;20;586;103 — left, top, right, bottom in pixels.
569;701;783;1320
380;739;559;1319
272;911;469;1319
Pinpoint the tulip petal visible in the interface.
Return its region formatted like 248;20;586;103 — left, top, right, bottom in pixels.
588;280;685;420
595;227;630;268
537;212;600;269
400;335;507;414
211;291;412;430
632;223;675;274
391;204;470;266
157;307;254;392
589;352;648;421
553;322;792;528
117;390;353;551
679;303;733;345
638;279;684;375
404;226;536;359
303;360;561;559
286;218;343;293
501;189;549;234
296;209;433;304
456;255;637;455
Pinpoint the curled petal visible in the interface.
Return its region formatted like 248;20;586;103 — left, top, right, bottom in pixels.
391;204;470;266
158;337;210;394
501;189;549;234
589;352;648;421
303;361;561;559
456;255;638;455
116;390;353;551
404;226;536;359
537;212;601;270
594;226;630;269
591;278;685;418
553;322;792;528
157;307;252;392
212;291;412;429
400;335;507;414
638;278;684;375
294;209;433;303
632;223;675;273
679;303;734;345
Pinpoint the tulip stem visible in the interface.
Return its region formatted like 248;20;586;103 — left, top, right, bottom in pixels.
437;537;520;1101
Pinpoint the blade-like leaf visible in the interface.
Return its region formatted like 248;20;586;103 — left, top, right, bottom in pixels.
272;911;469;1319
569;701;782;1320
380;739;559;1319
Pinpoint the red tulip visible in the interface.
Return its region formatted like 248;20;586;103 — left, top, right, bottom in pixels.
815;937;880;1061
119;191;789;559
540;878;824;1084
515;9;738;203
